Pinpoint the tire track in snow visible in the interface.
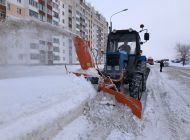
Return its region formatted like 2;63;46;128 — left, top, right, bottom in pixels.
169;66;190;76
158;68;190;139
164;67;190;107
147;67;180;140
149;66;190;140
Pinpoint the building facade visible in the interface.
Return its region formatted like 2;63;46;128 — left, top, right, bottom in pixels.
0;0;108;65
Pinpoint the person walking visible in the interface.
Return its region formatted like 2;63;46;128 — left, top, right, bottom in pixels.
160;60;164;72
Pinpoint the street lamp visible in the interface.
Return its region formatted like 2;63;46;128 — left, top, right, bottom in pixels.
109;9;128;32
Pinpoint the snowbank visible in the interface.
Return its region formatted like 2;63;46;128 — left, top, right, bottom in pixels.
0;73;96;139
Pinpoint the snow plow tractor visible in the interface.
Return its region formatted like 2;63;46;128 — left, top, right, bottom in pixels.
102;26;150;100
72;25;150;119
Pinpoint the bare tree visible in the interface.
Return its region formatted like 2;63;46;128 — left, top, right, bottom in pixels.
175;43;190;66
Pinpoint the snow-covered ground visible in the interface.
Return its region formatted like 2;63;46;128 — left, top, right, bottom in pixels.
169;61;190;68
0;64;190;140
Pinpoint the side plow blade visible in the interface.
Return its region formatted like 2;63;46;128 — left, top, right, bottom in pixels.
98;86;142;119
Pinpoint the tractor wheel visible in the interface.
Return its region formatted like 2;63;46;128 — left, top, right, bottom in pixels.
142;79;146;92
130;74;143;100
137;79;143;100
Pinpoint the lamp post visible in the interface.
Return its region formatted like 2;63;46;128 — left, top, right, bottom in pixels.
109;9;128;32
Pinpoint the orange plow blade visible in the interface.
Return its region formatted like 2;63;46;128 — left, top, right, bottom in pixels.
99;86;142;118
74;36;94;70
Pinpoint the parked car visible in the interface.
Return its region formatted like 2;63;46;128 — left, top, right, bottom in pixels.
171;59;181;63
154;60;161;63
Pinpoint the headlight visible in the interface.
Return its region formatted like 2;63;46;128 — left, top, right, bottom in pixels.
107;66;111;70
114;66;120;70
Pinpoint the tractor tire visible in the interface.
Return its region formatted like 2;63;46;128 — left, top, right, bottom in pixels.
137;79;143;100
142;76;146;92
130;74;143;100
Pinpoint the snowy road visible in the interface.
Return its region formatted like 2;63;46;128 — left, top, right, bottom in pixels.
52;65;190;140
141;65;190;140
0;65;190;140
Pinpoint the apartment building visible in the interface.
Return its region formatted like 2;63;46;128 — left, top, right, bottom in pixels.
0;0;108;65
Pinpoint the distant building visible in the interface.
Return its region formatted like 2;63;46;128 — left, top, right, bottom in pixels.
0;0;108;65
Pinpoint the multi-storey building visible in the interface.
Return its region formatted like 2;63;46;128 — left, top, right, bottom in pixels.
0;0;108;65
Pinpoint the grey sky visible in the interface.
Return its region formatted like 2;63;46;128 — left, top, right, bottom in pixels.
86;0;190;60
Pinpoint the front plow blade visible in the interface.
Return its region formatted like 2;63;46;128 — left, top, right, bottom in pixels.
99;86;142;119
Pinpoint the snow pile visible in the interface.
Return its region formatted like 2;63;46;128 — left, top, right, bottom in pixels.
53;93;142;140
70;67;100;77
53;116;93;140
0;73;96;139
85;93;141;135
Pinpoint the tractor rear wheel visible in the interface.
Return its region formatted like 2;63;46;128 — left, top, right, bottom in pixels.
137;78;143;100
130;74;143;100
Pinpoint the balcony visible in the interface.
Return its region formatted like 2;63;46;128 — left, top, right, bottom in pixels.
0;1;6;13
39;10;45;15
47;4;52;10
38;0;45;5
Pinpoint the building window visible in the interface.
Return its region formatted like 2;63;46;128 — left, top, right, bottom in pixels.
53;47;60;52
29;0;38;8
39;3;45;11
53;20;58;26
62;11;64;15
30;43;39;49
68;9;72;14
53;11;59;18
53;55;60;60
30;53;39;60
0;12;5;18
62;19;64;23
39;40;45;45
17;8;22;15
29;9;38;19
17;0;21;3
53;38;59;44
53;2;59;10
62;4;64;8
0;0;5;5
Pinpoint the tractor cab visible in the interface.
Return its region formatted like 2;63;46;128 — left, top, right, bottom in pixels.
105;29;142;79
107;29;140;54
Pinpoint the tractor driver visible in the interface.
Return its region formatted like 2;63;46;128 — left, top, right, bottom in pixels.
118;41;131;54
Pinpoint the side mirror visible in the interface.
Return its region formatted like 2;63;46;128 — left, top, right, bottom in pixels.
144;33;149;41
140;24;144;29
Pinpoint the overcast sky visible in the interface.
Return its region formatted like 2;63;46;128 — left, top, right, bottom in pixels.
86;0;190;60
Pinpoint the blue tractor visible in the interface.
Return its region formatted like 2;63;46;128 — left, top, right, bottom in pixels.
102;25;150;100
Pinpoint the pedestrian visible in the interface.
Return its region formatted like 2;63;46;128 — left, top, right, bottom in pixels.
160;60;164;72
